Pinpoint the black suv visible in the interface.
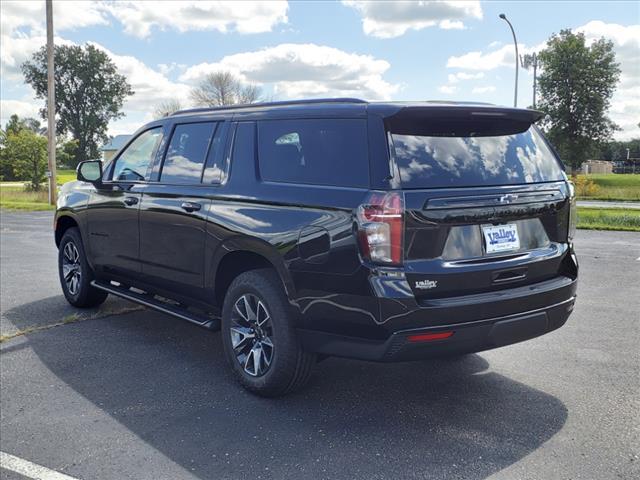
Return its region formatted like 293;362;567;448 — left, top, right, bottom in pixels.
56;98;578;396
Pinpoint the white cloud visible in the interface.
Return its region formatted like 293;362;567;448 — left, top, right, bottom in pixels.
180;43;399;100
0;0;105;81
88;43;191;114
0;99;41;127
0;1;108;37
448;72;484;83
0;1;291;75
108;113;155;136
438;85;457;95
439;20;465;30
343;0;482;38
0;33;77;81
448;44;516;70
106;1;289;38
472;86;496;94
157;62;187;76
446;40;546;71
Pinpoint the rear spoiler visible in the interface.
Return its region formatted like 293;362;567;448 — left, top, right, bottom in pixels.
383;105;544;137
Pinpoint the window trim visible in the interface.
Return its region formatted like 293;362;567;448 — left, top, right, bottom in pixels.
202;120;232;186
104;126;165;184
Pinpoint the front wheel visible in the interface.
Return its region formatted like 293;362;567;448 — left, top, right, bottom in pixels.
58;227;108;308
221;269;315;397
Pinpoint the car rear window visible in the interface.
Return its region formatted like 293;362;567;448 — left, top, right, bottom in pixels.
390;126;564;189
258;119;369;188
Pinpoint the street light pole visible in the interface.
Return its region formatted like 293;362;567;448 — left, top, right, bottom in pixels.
46;0;57;205
499;13;519;108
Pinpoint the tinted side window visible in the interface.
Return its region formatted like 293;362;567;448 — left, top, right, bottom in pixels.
161;122;217;184
112;127;163;181
258;119;369;188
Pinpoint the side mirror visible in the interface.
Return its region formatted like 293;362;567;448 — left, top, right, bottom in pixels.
77;160;103;185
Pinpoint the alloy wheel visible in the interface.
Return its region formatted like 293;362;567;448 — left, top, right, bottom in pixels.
230;294;274;377
62;241;82;296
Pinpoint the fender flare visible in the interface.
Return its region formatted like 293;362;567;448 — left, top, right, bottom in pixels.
208;235;298;303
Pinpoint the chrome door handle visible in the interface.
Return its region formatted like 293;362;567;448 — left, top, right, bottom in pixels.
123;196;138;206
181;202;201;212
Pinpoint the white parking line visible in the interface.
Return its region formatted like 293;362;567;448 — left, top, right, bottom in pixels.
0;452;80;480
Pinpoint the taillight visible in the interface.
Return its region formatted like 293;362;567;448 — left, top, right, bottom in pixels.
567;181;577;241
407;331;454;343
356;191;404;265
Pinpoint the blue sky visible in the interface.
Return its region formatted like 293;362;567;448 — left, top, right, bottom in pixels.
1;1;638;140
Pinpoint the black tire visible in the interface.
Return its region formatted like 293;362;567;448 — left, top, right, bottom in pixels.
58;227;108;308
221;269;315;397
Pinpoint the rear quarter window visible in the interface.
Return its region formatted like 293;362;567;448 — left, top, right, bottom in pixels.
391;127;564;189
258;119;369;188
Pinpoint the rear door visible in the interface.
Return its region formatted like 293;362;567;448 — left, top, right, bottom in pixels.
138;120;226;300
386;109;573;300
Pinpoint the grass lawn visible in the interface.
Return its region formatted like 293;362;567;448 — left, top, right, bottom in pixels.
575;174;640;201
577;207;640;232
0;169;75;210
56;168;76;184
0;186;54;210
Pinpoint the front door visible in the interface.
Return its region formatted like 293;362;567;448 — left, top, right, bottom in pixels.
87;127;164;279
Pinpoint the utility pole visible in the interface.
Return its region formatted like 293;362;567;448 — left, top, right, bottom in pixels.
521;53;539;108
46;0;57;204
499;13;519;108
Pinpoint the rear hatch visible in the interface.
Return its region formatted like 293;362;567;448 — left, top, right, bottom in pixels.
385;105;575;301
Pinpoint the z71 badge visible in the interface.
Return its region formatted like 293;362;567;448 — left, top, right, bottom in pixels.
415;279;438;290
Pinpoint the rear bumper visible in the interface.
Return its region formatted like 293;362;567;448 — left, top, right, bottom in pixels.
298;293;576;362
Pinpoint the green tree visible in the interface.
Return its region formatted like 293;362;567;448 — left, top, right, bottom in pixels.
0;129;10;181
56;138;80;168
5;114;42;135
0;129;48;189
599;138;640;161
537;29;621;171
21;43;133;164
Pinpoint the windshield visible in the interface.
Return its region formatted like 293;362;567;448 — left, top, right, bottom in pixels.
390;126;564;189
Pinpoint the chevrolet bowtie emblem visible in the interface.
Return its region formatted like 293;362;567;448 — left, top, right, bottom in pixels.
499;194;518;204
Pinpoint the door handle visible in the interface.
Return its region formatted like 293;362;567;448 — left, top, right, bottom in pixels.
181;202;201;212
123;196;138;206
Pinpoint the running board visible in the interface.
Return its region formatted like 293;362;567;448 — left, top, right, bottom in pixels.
91;280;220;330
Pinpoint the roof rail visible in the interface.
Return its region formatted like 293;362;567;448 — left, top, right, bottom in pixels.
170;98;367;116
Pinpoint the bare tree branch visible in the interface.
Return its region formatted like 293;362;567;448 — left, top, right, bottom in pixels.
190;71;262;107
154;99;183;118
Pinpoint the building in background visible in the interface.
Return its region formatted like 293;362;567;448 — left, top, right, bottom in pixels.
581;160;613;174
100;135;131;162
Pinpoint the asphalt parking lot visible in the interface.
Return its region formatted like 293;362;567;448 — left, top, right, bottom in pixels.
1;211;638;480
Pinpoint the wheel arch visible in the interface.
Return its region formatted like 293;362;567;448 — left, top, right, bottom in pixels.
211;239;297;308
54;214;79;247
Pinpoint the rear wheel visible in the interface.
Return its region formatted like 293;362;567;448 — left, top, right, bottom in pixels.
58;227;108;308
221;269;315;397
